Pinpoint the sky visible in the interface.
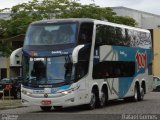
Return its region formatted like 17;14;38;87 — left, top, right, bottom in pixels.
0;0;160;15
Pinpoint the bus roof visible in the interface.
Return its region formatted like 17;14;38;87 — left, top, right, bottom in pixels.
31;18;150;33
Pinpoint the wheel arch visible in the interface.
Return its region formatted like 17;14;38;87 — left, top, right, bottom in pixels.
135;81;140;88
101;84;108;95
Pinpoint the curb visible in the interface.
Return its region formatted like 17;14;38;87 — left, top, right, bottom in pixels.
0;106;25;110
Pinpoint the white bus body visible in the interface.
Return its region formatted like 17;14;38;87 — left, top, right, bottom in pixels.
21;18;153;110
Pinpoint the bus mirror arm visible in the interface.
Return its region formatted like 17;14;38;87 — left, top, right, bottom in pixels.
72;45;85;64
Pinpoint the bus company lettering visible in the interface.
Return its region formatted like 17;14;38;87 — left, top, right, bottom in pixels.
135;51;147;69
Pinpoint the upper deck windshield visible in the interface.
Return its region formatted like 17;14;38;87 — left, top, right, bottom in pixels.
24;23;78;46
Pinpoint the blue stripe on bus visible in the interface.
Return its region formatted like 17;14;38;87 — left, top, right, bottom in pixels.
119;77;134;97
112;46;152;97
23;47;74;57
23;84;72;91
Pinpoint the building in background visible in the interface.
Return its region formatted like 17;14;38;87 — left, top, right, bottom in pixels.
0;35;24;79
152;28;160;77
0;12;10;20
0;11;24;79
112;6;160;29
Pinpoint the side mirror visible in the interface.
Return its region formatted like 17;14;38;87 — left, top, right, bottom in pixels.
72;45;85;64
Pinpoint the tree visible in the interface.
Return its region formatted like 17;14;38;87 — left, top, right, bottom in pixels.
0;19;13;57
0;41;12;57
0;0;137;56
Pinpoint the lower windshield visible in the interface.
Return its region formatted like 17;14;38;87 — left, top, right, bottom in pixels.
22;56;74;86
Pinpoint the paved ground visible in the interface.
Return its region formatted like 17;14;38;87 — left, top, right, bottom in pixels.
0;99;21;110
0;92;160;120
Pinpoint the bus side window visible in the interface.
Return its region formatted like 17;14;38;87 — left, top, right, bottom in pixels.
93;61;135;79
78;23;93;45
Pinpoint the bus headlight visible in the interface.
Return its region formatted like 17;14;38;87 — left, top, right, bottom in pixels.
61;91;69;95
71;85;80;91
61;85;80;95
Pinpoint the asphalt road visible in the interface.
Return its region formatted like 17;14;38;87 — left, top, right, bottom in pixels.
0;92;160;120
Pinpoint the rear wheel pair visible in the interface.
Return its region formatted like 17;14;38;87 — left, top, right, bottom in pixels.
125;84;144;102
133;85;144;101
87;89;107;110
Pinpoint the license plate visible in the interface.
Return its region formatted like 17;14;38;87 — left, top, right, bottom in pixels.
41;100;52;105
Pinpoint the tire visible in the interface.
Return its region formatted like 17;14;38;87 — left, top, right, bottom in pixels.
40;106;52;111
133;85;138;101
14;90;21;99
87;90;97;110
129;84;141;102
99;90;107;108
138;87;144;101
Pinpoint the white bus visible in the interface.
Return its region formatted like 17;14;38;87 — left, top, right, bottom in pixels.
21;18;153;111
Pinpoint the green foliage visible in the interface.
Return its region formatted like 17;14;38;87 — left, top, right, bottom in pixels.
0;41;12;57
0;0;137;38
0;0;137;56
113;16;137;27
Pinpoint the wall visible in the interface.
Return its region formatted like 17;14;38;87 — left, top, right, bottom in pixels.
153;28;160;77
0;57;9;79
112;7;160;29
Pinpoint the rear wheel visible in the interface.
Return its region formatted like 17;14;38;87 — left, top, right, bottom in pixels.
99;90;107;107
87;90;97;110
40;106;52;111
129;84;142;102
138;87;144;101
133;85;138;101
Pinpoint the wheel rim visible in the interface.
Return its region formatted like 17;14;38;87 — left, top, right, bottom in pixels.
134;87;138;100
141;88;144;100
100;91;106;106
90;92;96;108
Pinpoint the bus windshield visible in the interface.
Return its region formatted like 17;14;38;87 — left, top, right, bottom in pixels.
23;56;75;86
24;23;78;45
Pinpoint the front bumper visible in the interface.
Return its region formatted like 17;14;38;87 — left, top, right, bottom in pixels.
21;91;81;107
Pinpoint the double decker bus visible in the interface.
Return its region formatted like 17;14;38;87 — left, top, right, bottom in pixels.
21;18;153;111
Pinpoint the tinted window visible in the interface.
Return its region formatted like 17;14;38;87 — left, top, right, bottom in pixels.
24;23;78;45
92;61;135;79
95;24;151;48
78;22;94;45
75;44;91;81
